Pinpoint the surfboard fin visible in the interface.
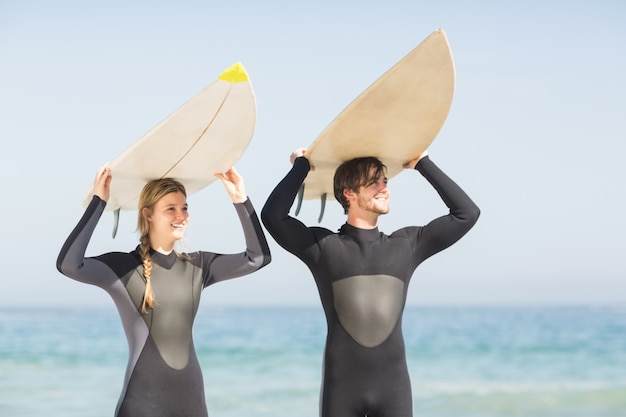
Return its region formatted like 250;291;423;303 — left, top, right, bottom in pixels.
318;193;327;223
295;185;304;216
112;208;120;239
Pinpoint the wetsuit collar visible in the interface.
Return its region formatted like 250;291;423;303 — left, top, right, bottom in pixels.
135;245;178;269
339;223;381;242
151;248;178;269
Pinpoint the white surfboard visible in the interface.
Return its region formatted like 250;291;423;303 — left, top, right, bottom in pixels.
298;29;455;219
83;62;256;213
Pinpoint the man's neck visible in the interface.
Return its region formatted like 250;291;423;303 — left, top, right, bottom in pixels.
346;213;379;229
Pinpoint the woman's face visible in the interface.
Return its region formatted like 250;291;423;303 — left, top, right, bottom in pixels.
146;191;189;244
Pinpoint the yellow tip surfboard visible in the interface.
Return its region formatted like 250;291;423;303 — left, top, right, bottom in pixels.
83;61;256;213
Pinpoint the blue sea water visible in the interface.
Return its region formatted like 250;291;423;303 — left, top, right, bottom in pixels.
1;305;625;417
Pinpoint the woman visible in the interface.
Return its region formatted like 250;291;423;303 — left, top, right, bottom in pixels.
56;164;271;417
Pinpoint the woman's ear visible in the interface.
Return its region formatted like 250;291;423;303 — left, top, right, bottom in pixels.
142;207;151;221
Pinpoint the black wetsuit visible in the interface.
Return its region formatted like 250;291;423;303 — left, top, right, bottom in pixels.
261;156;479;417
57;196;270;417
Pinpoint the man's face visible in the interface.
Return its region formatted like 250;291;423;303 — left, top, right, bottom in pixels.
353;169;390;215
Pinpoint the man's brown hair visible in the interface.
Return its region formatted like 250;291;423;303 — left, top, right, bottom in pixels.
333;157;387;214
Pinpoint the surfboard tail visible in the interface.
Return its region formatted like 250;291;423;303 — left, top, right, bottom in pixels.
318;193;327;223
295;186;327;223
295;185;305;216
112;209;120;238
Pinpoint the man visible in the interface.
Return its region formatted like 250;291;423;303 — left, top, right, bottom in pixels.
261;148;479;417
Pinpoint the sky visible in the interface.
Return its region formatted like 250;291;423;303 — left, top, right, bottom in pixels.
1;0;624;308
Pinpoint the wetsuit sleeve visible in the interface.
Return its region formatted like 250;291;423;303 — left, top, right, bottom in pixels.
56;196;120;289
261;157;326;260
201;198;271;286
413;155;480;258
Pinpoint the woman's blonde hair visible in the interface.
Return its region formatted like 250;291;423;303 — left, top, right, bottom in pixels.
137;178;187;314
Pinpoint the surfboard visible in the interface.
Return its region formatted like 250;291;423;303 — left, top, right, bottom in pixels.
82;62;256;234
298;29;455;220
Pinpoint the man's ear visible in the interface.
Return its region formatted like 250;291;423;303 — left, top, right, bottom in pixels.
343;188;356;202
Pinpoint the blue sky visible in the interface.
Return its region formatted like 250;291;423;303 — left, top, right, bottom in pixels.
1;0;624;307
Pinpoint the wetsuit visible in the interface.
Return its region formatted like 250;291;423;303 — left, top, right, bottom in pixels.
261;156;479;417
57;196;270;417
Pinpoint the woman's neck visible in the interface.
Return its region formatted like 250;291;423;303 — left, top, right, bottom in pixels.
149;238;175;255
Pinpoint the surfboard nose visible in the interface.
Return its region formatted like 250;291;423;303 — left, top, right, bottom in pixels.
218;62;249;83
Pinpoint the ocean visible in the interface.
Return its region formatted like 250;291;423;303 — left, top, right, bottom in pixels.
1;305;625;417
